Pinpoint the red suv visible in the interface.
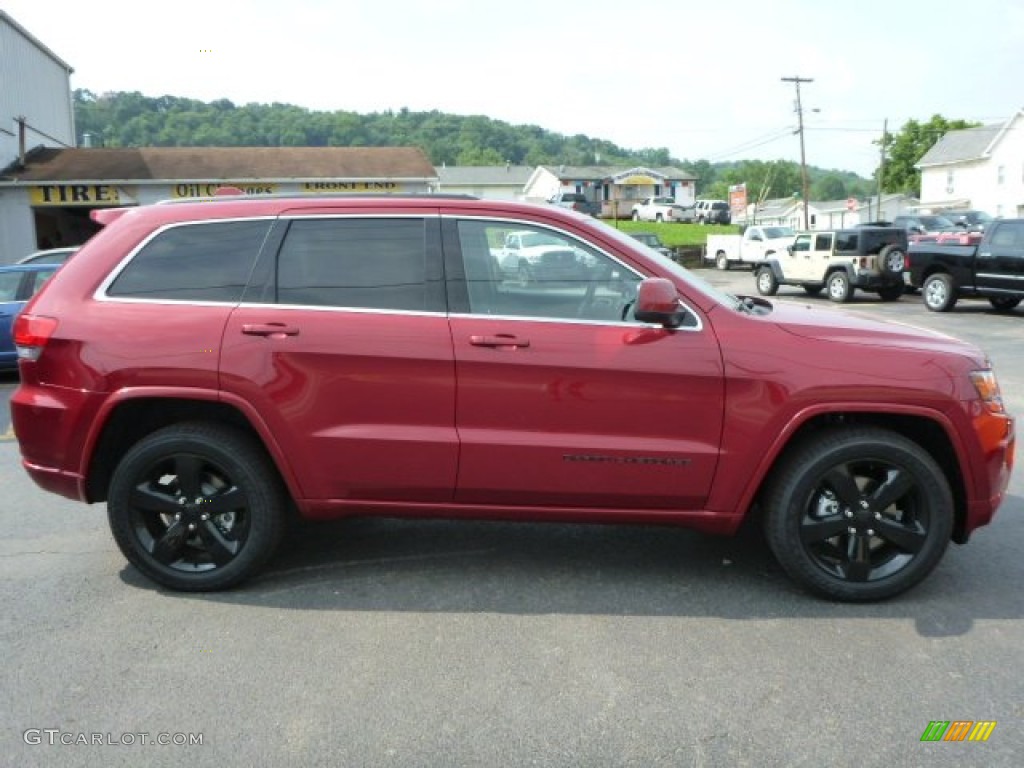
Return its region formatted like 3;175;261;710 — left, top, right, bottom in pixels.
10;196;1015;600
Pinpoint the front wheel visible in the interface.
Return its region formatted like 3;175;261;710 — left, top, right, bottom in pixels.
518;263;535;286
763;427;953;601
755;266;778;296
107;422;286;591
826;271;853;302
923;273;956;312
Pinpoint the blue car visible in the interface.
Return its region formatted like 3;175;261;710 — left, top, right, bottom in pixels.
0;264;59;370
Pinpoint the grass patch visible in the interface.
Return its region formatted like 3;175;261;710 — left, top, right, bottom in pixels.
600;218;740;248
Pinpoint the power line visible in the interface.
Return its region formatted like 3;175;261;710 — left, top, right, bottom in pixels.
704;126;796;161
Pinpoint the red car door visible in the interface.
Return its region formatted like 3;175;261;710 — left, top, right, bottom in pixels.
220;215;458;503
445;217;725;511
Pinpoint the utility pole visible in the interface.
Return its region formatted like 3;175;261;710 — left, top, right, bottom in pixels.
877;118;888;220
782;76;813;229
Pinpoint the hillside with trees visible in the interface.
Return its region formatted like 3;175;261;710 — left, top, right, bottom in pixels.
73;89;878;199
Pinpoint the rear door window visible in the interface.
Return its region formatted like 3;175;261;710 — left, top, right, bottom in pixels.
274;218;443;312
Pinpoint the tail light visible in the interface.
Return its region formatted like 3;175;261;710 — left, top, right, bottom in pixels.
13;314;58;362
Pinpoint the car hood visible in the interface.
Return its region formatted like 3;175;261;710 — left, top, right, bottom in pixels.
768;300;985;364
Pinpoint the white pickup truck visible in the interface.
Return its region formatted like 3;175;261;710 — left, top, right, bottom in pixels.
705;225;796;270
630;197;696;223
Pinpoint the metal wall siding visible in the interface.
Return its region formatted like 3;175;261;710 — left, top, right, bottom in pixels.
1;18;75;162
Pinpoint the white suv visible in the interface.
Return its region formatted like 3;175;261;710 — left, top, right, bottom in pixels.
694;200;731;225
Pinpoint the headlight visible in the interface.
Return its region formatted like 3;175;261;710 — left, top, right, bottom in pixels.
969;369;1005;414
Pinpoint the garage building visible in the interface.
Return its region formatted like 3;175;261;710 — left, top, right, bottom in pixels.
0;146;439;261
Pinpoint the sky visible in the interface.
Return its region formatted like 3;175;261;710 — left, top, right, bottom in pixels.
4;0;1023;178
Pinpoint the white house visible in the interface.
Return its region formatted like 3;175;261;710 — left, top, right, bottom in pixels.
738;194;916;230
523;165;698;218
916;109;1024;218
434;164;534;199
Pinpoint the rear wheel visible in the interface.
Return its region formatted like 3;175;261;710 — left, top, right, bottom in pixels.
107;422;286;591
763;427;953;602
922;273;956;312
826;271;853;302
655;213;663;223
631;211;640;221
989;296;1021;312
755;266;778;296
715;252;729;271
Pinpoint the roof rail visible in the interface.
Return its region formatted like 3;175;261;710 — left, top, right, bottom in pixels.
155;192;481;205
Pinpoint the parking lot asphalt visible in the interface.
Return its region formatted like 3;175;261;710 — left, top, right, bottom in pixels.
1;270;1022;767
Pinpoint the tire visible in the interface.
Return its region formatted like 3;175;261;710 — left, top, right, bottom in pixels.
876;285;903;302
826;271;853;303
879;244;906;275
922;273;956;312
518;263;534;286
631;211;640;221
989;296;1021;312
715;252;730;271
107;422;286;591
655;213;663;223
755;266;778;296
763;427;953;602
802;284;824;297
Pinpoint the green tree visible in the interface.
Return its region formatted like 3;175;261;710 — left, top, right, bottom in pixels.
879;115;980;194
811;174;847;201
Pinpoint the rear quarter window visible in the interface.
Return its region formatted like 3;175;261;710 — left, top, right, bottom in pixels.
106;219;270;301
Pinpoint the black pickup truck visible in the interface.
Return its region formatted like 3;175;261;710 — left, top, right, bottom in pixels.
907;218;1024;312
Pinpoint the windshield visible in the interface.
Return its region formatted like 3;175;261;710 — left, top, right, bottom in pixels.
761;227;794;239
920;216;955;228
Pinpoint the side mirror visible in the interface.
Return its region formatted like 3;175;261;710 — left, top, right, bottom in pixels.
634;278;686;328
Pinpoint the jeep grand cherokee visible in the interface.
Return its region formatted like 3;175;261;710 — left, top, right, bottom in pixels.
10;195;1015;600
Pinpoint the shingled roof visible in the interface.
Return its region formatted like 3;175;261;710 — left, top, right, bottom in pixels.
915;124;1003;168
2;146;438;182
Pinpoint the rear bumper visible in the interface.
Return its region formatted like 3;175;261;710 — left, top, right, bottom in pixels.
21;459;87;501
10;382;103;502
852;269;903;289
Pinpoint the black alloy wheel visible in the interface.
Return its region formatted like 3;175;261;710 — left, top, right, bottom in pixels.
107;422;285;591
764;427;953;601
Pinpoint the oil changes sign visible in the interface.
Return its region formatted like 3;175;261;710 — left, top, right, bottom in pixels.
171;182;278;198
